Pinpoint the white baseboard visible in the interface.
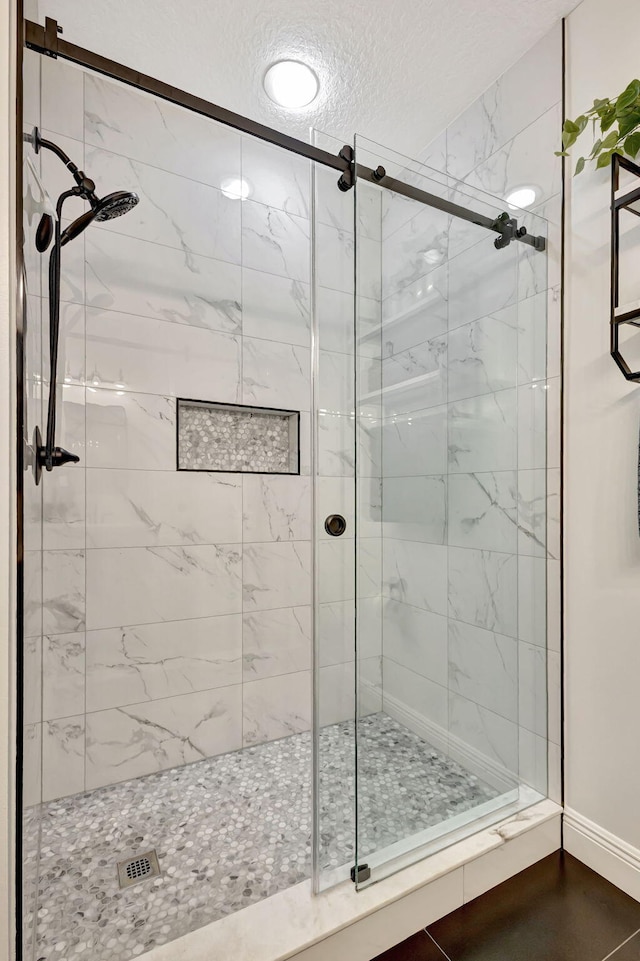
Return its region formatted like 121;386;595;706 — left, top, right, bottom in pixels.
564;808;640;903
381;689;516;795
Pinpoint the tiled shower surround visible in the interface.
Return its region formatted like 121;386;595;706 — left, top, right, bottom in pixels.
366;24;562;799
24;53;380;802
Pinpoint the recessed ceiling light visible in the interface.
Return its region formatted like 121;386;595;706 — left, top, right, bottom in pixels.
220;177;251;201
263;60;319;109
505;186;538;209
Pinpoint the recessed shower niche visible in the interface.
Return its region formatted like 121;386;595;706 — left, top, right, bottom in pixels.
177;399;300;474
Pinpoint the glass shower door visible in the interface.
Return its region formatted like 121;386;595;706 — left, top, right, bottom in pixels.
352;136;549;886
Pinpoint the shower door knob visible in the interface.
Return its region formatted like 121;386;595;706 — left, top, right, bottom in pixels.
324;514;347;536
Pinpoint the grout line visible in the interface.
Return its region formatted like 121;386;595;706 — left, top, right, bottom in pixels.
601;929;640;961
424;928;454;961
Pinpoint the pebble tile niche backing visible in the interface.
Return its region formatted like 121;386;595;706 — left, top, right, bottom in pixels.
177;400;300;473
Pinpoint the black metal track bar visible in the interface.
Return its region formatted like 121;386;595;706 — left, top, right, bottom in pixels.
356;164;546;251
24;18;347;173
24;17;546;252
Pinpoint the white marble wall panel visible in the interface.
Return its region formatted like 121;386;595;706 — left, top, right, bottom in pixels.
448;547;517;636
242;200;310;282
382;475;446;545
85;146;242;264
320;350;354;416
518;555;547;648
448;620;517;721
383;539;447;615
241;137;310;217
448;471;518;553
382;658;448;729
85;685;243;789
318;412;355;477
445;26;562;181
381;204;449;301
243;606;311;679
318;601;355;668
381;405;447;477
42;466;85;551
448;389;517;474
42;550;85;635
42;632;85;721
317;476;355;541
86;615;242;711
85;389;175;470
463;104;562;212
381;335;447;414
242;475;311;543
242;268;310;347
449;693;518;774
381;263;448;356
85;308;241;401
318;539;355;605
242;542;311;612
382;599;447;687
41;57;84;141
448;240;517;330
43;717;85;801
243;671;311;746
446;307;518;402
86;231;242;333
318;661;356;728
85;73;241;188
86;545;242;629
86;469;242;548
518;640;548;738
242;337;310;411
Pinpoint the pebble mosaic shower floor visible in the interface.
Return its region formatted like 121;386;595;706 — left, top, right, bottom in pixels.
31;714;499;961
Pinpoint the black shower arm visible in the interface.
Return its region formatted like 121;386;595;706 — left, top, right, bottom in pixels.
30;126;98;200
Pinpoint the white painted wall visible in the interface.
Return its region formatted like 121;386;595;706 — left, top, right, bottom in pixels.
564;0;640;895
0;2;17;958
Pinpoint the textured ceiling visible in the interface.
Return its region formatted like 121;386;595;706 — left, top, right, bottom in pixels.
35;0;578;158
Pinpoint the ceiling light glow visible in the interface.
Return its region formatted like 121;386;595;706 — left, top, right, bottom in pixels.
263;60;319;108
220;177;251;201
506;186;538;209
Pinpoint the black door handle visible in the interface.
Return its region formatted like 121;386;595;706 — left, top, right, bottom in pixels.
324;514;347;536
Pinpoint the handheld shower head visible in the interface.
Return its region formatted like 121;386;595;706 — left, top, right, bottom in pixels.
94;190;139;222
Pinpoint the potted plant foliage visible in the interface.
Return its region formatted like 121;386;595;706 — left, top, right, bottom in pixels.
558;79;640;173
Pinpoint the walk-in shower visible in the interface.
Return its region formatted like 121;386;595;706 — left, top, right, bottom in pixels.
18;17;555;961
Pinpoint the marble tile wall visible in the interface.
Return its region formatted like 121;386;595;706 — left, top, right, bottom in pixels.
32;59;374;799
375;24;562;795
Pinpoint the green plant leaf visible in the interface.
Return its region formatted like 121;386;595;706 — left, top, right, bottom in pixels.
589;138;603;157
554;150;569;157
619;110;640;137
624;132;640;158
616;79;640;113
596;149;615;168
574;156;586;175
601;105;618;131
593;98;610;109
601;130;621;149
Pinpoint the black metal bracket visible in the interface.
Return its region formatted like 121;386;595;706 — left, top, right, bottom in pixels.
42;17;62;58
350;863;371;884
610;153;640;381
337;145;355;192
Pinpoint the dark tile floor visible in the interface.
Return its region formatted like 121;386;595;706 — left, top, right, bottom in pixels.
374;852;640;961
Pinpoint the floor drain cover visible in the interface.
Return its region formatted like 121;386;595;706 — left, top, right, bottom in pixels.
117;849;161;889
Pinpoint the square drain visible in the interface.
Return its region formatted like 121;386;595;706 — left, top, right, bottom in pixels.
117;849;161;889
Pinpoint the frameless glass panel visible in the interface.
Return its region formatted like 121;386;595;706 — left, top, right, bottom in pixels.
311;130;358;892
352;135;549;887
